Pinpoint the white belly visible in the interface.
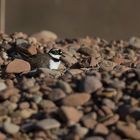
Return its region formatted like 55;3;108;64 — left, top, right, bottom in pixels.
49;59;60;70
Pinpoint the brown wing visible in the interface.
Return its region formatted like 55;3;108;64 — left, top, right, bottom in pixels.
29;54;50;68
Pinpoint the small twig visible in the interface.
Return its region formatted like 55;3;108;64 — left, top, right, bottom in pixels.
0;0;5;33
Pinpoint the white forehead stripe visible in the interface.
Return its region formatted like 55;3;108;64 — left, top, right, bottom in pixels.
49;53;61;59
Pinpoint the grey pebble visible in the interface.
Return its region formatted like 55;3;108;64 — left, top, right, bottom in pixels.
36;118;61;130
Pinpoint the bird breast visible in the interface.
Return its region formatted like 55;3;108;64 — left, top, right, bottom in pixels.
49;59;60;69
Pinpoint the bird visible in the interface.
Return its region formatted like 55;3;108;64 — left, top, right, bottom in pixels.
20;48;64;70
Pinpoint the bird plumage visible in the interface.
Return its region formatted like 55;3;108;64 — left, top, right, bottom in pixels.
20;48;63;70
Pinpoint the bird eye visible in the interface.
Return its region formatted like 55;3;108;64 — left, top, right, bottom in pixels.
53;50;58;55
58;49;62;54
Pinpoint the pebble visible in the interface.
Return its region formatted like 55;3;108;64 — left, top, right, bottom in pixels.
16;39;28;46
100;60;116;71
62;93;91;106
69;69;83;75
79;37;97;47
29;85;40;93
106;133;121;140
3;101;17;113
0;81;7;91
61;52;77;67
19;102;30;110
60;106;83;125
102;105;113;115
39;68;62;78
117;121;140;140
21;121;36;133
28;37;38;44
34;131;47;139
129;107;140;120
26;45;37;55
102;98;116;110
75;124;88;138
32;30;58;43
39;100;56;110
0;57;4;65
56;80;72;94
85;136;104;140
94;123;109;135
113;56;125;65
17;42;37;56
0;132;6;140
81;113;97;129
1;52;8;60
5;79;14;88
0;88;19;100
130;98;139;107
36;118;61;130
90;57;98;67
102;88;117;98
78;45;98;56
103;114;119;126
84;76;102;93
129;36;140;49
13;32;27;39
110;79;126;89
6;59;31;73
48;88;66;101
32;95;42;104
1;33;140;139
22;78;35;89
4;119;20;134
137;120;140;129
20;109;36;119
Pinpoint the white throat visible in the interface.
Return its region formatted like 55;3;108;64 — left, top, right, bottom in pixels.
49;59;61;70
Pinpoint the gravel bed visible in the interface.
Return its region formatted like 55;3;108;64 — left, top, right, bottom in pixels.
0;32;140;140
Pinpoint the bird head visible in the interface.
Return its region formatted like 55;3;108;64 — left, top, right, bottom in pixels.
48;48;64;59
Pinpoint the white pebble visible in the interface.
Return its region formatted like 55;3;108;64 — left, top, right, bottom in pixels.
4;120;20;134
2;52;8;60
36;118;61;130
0;82;7;91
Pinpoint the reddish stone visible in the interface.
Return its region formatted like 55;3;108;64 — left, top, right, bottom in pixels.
63;93;91;106
6;59;31;73
61;106;83;125
26;45;37;55
0;132;6;140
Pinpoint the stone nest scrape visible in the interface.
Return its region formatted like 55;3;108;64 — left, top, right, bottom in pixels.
0;32;140;140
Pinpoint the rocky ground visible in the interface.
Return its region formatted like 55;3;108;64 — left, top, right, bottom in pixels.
0;31;140;140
